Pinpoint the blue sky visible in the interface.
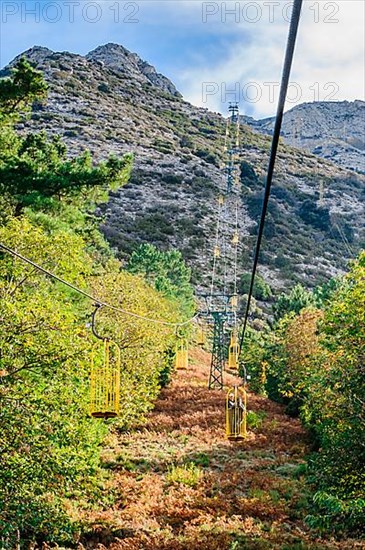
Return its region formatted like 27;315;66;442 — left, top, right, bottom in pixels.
1;1;364;118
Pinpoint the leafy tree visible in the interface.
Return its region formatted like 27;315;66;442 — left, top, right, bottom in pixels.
282;308;323;415
0;218;106;547
0;130;132;215
0;216;181;546
239;272;272;300
0;57;48;122
90;267;178;427
127;243;195;318
242;315;292;407
243;306;323;416
240;328;269;395
248;254;365;535
273;283;316;320
304;252;365;534
0;59;132;217
0;58;49;216
313;276;342;308
285;308;323;373
0;60;182;546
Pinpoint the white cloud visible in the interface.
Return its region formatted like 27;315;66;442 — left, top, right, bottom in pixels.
175;0;365;118
1;0;363;120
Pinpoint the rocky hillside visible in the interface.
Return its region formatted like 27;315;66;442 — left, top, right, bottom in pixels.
242;100;365;173
1;44;364;293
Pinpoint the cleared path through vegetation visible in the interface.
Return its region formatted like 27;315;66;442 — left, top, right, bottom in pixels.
83;349;364;550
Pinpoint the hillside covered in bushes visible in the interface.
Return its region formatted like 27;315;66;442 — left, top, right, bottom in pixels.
241;255;365;536
2;44;364;293
0;59;193;547
0;57;364;550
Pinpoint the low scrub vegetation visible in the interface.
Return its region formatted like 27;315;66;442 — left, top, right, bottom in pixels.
242;254;365;536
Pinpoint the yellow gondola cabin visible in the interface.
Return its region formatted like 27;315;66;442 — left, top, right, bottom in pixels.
228;331;240;370
197;324;207;347
226;385;247;441
176;339;188;369
90;339;121;418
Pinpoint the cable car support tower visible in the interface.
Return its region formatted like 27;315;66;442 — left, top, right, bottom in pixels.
201;102;241;390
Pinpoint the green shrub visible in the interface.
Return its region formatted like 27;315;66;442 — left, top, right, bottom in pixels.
240;160;259;187
239;273;272;300
180;135;193;148
306;491;365;535
194;148;219;166
246;410;267;430
166;462;202;487
98;82;110;93
190;453;210;468
298;199;331;231
161;172;184;186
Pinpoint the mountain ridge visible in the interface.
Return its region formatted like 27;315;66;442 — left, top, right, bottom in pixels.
242;100;365;173
2;43;364;294
2;43;182;99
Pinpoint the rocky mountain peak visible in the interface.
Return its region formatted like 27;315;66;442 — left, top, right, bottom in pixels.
0;45;88;80
242;100;365;173
1;42;181;99
21;45;54;60
87;43;139;65
86;42;181;97
0;46;54;76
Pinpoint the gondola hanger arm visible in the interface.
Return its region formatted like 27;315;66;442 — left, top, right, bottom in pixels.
91;303;109;341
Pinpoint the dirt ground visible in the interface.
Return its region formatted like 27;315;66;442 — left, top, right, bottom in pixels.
82;348;365;550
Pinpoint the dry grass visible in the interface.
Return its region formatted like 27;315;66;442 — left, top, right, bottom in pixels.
81;349;364;550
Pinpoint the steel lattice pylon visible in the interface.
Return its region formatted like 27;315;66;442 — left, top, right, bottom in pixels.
198;293;236;391
203;101;241;391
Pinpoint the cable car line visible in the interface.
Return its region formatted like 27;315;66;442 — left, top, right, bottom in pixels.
224;0;303;439
239;0;303;353
0;242;199;328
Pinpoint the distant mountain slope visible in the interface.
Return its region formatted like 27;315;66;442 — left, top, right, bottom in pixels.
242;101;365;173
1;44;364;293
